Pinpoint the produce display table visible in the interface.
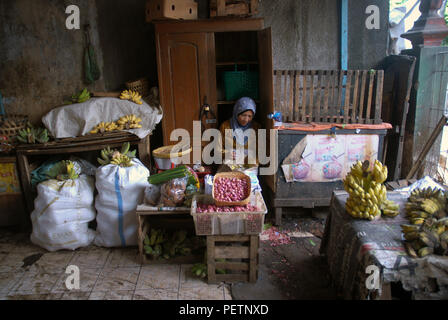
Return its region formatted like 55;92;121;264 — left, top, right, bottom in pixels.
16;132;151;229
320;190;448;300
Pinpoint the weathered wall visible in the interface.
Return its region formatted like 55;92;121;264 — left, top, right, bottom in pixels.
0;0;389;126
348;0;389;70
255;0;340;70
0;0;106;124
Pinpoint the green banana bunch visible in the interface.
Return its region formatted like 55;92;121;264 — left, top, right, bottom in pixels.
55;160;80;181
191;263;207;278
97;143;136;167
70;88;91;104
17;126;50;144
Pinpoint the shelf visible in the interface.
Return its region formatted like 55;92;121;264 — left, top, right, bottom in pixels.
216;61;258;66
217;100;260;105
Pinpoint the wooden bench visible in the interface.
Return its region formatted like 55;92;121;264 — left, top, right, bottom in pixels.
273;69;384;124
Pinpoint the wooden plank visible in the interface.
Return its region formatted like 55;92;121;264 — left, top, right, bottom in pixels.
308;70;315;123
374;70;384;124
337;71;344;123
315;70;323;122
212;235;250;242
217;0;226;16
322;71;330;122
215;246;250;259
294;71;300;121
207;236;216;283
215;262;249;271
301;71;307;122
250;0;258;14
343;71;352;123
351;70;360;123
288;70;294;122
366;71;375;124
249;235;258;283
358;70;368;123
282;71;288;121
275;71;282;117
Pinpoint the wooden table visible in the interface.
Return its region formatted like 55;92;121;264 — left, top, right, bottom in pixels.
320;190;448;300
16;132;151;230
136;204;203;265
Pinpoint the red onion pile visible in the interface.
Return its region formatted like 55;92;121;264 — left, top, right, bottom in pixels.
196;203;259;213
214;177;249;202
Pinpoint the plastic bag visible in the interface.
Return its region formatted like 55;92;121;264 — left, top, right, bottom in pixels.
144;183;161;206
159;177;187;207
204;174;214;195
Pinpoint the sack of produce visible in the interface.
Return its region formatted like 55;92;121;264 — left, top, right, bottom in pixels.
30;161;96;251
94;143;149;247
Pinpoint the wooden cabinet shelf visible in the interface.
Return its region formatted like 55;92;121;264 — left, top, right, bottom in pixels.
154;18;273;147
217;100;261;105
216;61;258;66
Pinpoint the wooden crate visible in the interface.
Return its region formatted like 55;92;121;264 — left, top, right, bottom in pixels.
273;69;384;124
210;0;258;17
207;235;259;284
0;156;25;227
146;0;198;23
136;205;205;264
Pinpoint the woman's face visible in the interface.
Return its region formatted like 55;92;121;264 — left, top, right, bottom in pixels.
237;110;254;127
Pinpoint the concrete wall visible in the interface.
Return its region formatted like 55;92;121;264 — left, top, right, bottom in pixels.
255;0;340;70
0;0;389;125
0;0;106;124
348;0;389;70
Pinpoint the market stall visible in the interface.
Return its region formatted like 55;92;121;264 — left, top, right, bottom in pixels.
320;185;448;299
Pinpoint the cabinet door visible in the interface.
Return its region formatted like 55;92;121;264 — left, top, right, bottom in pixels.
257;27;277;192
157;32;216;146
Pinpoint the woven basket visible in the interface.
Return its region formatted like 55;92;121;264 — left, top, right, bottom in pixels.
0;114;28;147
125;78;150;97
212;171;252;206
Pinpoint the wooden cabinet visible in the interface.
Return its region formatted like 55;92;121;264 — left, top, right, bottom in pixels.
154;18;274;149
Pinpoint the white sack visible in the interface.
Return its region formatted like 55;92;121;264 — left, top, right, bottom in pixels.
30;175;96;252
42;97;163;139
94;159;149;247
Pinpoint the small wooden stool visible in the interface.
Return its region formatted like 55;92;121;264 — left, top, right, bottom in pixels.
207;235;259;284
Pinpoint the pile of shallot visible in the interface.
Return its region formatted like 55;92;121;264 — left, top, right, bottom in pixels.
213;177;249;202
196;203;259;213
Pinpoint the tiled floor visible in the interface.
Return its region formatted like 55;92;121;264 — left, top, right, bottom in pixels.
0;231;231;300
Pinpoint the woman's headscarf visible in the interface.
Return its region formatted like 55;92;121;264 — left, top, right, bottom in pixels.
230;97;256;145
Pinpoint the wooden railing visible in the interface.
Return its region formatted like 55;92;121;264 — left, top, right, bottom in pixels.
273;70;384;124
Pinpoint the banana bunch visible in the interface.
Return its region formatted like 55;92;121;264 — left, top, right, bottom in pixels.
97;142;136;166
116;114;143;130
17;126;50;144
405;187;447;223
119;90;143;105
372;160;388;184
401;217;448;258
70;88;91;104
56;160;79;181
89;121;120;134
144;229;194;260
191;263;207;278
343;160;399;220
